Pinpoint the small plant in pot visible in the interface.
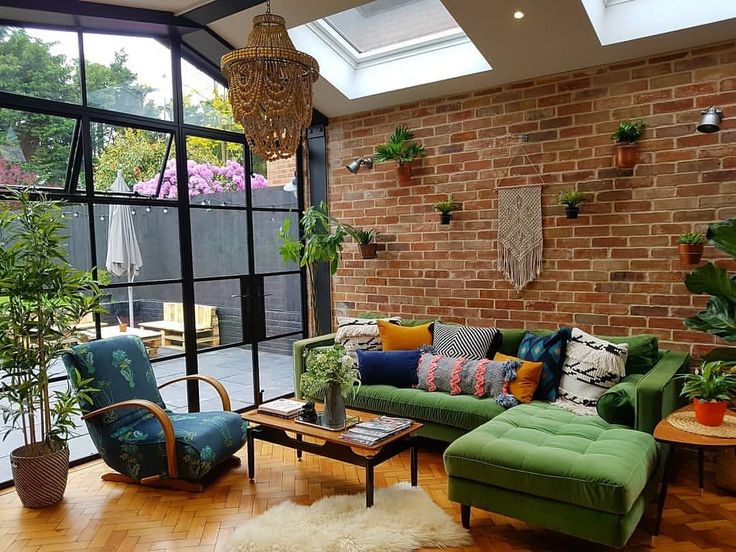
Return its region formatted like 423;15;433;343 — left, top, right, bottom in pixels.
680;361;736;427
374;125;426;184
434;194;461;225
300;344;360;429
350;228;377;259
611;119;646;169
678;232;706;265
559;190;590;219
0;190;106;508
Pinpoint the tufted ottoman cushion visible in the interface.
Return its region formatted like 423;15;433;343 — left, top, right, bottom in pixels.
443;402;659;515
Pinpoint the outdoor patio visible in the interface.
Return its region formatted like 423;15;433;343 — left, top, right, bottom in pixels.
0;345;294;483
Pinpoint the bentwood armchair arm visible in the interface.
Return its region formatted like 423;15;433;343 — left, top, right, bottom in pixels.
158;375;232;411
82;399;179;478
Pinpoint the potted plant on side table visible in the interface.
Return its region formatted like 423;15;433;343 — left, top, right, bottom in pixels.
374;125;426;184
559;190;590;219
0;190;106;508
434;194;461;224
680;361;736;427
611;119;646;169
351;228;378;259
300;344;360;429
678;232;706;264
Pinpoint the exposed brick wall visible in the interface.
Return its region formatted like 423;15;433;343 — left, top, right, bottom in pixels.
326;40;736;358
266;158;296;187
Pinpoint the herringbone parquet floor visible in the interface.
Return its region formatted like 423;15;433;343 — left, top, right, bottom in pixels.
0;441;734;551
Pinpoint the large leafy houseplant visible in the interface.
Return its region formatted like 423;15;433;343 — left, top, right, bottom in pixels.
684;217;736;362
0;190;106;507
278;201;363;333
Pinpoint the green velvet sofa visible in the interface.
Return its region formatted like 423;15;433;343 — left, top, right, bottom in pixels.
292;327;689;548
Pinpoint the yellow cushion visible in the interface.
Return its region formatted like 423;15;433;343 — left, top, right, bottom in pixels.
377;320;433;351
494;352;543;403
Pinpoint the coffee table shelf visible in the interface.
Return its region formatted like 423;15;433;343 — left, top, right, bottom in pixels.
242;407;422;507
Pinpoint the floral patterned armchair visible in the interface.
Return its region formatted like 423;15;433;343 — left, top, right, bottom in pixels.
62;335;246;492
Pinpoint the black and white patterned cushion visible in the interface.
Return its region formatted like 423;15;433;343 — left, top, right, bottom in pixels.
557;327;628;415
335;317;401;360
432;322;501;360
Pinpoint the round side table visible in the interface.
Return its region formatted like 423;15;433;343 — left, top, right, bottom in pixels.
653;404;736;535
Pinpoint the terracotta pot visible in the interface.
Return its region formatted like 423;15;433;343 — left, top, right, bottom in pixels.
118;323;128;332
440;213;452;225
397;163;412;184
615;144;639;169
565;206;579;219
678;243;704;265
358;243;377;259
11;443;69;508
693;398;728;427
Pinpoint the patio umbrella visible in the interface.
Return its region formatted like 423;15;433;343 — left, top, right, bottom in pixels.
105;169;143;327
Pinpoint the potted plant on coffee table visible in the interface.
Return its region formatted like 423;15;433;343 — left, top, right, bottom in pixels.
680;361;736;427
0;190;106;508
678;232;706;264
559;190;590;219
300;344;360;429
611;119;646;169
434;194;461;225
350;228;377;259
374;125;426;184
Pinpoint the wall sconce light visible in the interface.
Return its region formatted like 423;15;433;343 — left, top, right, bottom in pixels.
346;157;373;174
697;106;724;133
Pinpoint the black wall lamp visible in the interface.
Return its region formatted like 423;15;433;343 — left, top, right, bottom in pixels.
697;106;724;133
346;157;373;174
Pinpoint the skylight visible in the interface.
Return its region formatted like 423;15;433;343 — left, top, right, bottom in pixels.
288;0;491;100
323;0;461;55
582;0;736;45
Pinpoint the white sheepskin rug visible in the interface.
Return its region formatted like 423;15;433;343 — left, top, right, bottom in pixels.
227;482;472;552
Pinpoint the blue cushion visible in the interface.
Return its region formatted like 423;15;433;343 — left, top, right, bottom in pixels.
517;328;571;401
357;349;420;388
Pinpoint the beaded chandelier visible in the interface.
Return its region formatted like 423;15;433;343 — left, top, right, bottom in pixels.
221;1;319;161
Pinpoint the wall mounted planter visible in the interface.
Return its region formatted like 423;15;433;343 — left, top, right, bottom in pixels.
615;144;639;169
359;243;377;259
678;243;704;264
565;206;580;219
440;213;453;225
397;163;412;184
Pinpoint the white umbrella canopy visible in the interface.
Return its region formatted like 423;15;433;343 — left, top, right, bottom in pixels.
105;169;143;327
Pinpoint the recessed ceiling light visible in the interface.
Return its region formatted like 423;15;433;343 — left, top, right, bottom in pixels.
513;10;525;19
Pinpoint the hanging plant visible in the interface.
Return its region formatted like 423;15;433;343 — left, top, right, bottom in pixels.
611;119;646;169
352;228;378;259
433;194;461;225
677;232;706;264
374;125;426;184
559;190;590;219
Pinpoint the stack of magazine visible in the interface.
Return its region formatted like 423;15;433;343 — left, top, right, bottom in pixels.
339;416;412;446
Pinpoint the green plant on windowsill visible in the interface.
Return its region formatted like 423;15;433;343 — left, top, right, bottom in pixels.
559;190;590;220
433;194;461;225
374;125;426;183
679;361;736;426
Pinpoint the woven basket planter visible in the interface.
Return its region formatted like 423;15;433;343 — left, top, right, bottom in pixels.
11;443;69;508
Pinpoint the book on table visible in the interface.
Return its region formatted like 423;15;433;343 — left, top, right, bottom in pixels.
257;398;306;418
339;416;412;446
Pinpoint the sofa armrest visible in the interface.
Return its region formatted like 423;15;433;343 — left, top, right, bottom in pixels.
293;333;336;399
635;350;689;434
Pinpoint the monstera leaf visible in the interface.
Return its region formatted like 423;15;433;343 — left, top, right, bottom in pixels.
684;296;736;341
685;262;736;297
707;217;736;258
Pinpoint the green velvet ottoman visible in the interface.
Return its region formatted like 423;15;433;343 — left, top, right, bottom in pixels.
444;403;661;548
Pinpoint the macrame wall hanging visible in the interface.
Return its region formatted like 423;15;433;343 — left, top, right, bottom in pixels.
496;137;546;291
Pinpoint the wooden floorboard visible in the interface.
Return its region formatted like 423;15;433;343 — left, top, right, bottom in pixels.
0;442;734;551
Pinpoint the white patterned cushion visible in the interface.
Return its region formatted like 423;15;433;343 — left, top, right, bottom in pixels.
432;322;501;360
335;317;401;360
557;328;628;415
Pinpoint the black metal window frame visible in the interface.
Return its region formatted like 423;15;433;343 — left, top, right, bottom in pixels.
0;15;308;484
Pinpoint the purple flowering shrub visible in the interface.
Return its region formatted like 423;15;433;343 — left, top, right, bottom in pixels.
133;159;268;199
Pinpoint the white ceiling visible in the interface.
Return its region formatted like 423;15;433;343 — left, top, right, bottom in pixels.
84;0;736;118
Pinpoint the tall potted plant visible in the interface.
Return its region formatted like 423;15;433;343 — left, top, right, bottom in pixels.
374;125;427;184
611;119;646;169
0;190;105;508
559;190;590;219
679;361;736;427
300;344;360;429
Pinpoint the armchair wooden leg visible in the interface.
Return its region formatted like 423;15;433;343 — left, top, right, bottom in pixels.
101;472;138;484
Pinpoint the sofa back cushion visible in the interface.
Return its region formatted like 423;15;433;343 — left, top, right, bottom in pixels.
356;349;420;388
378;320;433;350
432;322;502;360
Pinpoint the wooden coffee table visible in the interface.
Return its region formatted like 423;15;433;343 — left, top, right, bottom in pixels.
653;405;736;535
242;407;422;507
